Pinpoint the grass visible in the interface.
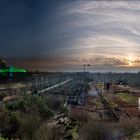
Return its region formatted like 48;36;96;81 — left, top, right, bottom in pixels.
0;137;7;140
132;132;140;140
116;93;138;104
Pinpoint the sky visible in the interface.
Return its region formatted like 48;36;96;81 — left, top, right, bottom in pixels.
1;0;140;72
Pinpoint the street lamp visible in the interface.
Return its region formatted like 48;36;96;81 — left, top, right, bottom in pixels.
83;64;90;72
82;64;90;93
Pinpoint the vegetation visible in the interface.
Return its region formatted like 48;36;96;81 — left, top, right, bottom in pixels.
120;118;140;140
0;94;64;140
1;72;140;140
0;137;7;140
79;119;140;140
69;109;89;124
79;121;115;140
116;93;138;104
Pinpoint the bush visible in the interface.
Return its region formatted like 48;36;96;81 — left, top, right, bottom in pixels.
69;109;89;124
79;121;115;140
59;105;68;114
39;105;54;120
5;95;54;120
0;137;7;140
0;109;20;140
34;123;61;140
120;118;140;139
19;109;41;140
46;95;64;111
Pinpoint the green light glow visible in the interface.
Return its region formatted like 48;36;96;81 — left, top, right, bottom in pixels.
0;66;26;73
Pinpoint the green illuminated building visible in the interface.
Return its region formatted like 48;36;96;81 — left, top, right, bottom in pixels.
0;66;26;73
0;57;26;77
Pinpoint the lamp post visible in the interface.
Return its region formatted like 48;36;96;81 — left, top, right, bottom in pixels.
83;64;90;72
83;64;90;92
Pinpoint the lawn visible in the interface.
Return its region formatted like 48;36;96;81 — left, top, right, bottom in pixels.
115;93;138;104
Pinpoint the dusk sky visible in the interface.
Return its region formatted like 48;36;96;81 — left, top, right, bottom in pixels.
1;0;140;72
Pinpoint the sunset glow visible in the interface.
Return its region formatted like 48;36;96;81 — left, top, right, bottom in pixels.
127;56;135;67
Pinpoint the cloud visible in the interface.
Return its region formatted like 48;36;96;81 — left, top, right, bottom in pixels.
6;55;140;73
1;0;140;71
52;0;140;59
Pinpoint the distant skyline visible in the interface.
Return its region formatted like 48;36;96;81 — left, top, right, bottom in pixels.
1;0;140;72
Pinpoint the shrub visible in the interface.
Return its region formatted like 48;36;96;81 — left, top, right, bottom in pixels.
59;105;68;114
34;123;61;140
0;137;7;140
120;118;140;139
39;105;54;120
5;95;54;120
0;110;20;140
46;95;64;111
20;109;41;140
69;109;89;124
79;121;115;140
